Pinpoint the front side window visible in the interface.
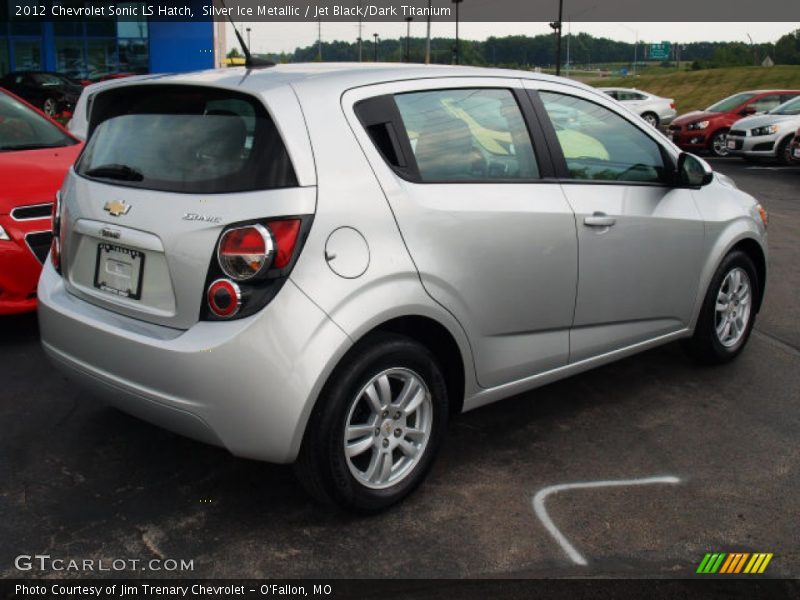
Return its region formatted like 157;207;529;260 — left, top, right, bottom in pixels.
77;86;297;194
749;95;781;114
539;91;668;184
394;88;539;182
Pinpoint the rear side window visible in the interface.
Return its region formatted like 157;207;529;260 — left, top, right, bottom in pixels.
394;88;539;182
77;85;297;194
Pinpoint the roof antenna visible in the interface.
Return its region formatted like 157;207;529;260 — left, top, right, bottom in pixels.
218;0;274;68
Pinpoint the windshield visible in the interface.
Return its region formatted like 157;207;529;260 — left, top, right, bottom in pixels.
770;96;800;116
77;86;297;193
706;93;757;113
31;73;73;87
0;91;77;151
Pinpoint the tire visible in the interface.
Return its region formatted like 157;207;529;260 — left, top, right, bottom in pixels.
709;130;730;157
683;250;759;365
776;136;792;166
641;112;659;127
294;332;449;512
42;97;57;118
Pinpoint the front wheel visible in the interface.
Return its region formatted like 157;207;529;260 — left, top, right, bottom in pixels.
709;130;730;157
294;333;448;512
683;250;759;364
776;136;793;166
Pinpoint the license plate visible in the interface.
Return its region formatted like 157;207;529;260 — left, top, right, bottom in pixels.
94;243;144;299
727;139;737;149
794;147;800;159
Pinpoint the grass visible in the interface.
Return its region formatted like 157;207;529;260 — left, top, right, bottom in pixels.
581;65;800;113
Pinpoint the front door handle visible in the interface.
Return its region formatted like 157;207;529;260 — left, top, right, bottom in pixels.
584;213;617;228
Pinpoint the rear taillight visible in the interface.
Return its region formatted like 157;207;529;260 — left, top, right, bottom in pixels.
202;217;308;321
51;191;61;272
218;224;273;281
670;102;676;110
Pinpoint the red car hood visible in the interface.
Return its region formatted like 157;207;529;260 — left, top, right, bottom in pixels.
0;144;82;214
671;110;719;127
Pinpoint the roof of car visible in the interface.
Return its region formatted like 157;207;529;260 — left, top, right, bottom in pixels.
106;62;597;96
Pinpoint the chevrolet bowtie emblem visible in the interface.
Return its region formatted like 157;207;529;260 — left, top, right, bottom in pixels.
104;200;131;217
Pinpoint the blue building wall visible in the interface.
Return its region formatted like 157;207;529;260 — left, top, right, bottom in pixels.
147;20;215;74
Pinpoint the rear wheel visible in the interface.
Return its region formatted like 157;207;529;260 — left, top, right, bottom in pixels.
709;130;730;157
42;97;57;118
683;250;758;364
641;112;659;127
294;333;448;512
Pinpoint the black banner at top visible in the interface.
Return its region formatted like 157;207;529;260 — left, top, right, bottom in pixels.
4;0;800;23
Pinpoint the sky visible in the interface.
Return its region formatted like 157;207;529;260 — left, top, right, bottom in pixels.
226;22;800;55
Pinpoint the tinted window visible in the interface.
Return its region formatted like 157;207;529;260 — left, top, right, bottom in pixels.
540;91;668;184
0;90;76;151
772;96;800;116
394;88;539;181
749;94;781;114
78;86;297;194
706;92;756;113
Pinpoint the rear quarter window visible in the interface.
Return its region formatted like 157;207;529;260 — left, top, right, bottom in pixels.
77;85;297;194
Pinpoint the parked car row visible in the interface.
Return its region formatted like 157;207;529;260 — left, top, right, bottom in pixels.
665;89;800;162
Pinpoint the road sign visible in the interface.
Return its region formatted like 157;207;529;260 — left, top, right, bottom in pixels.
649;41;671;60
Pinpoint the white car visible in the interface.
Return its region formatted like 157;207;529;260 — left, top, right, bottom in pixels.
599;87;677;127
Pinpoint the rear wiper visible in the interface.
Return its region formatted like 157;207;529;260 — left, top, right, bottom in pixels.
84;164;144;181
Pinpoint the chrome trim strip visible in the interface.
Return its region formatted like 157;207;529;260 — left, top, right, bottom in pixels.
10;202;54;222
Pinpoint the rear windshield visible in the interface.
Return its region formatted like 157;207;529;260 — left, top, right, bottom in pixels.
77;85;297;194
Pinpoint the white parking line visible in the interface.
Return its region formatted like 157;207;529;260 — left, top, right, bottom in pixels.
532;475;682;566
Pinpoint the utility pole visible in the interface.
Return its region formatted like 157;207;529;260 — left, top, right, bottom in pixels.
246;27;251;50
550;0;563;75
358;2;363;62
405;17;413;62
317;18;322;61
373;33;379;62
425;0;432;64
452;0;463;65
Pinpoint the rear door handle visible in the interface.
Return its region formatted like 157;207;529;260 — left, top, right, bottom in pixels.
583;213;617;228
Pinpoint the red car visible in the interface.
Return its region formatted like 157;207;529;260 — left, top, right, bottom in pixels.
668;90;800;157
0;88;82;314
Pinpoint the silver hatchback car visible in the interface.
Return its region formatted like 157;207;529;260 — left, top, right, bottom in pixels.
38;64;768;511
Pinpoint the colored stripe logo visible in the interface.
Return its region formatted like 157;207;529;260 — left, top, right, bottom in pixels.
696;552;773;574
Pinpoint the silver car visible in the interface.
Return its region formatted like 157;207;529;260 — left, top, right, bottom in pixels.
726;95;800;164
38;64;768;511
599;87;677;127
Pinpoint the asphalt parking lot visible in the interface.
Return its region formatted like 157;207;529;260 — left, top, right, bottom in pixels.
1;159;798;581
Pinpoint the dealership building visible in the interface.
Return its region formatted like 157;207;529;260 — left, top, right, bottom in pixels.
1;1;226;78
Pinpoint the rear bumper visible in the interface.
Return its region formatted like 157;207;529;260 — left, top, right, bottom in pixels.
37;262;351;463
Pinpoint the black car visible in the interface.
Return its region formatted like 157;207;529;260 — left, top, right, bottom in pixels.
0;71;82;118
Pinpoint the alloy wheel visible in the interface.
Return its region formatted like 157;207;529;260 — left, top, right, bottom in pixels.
343;368;433;490
714;267;752;348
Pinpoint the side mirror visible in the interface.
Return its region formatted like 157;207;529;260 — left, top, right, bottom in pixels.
677;152;714;187
740;106;757;116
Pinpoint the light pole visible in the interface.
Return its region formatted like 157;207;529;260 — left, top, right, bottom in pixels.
618;23;638;76
405;17;413;62
452;0;463;65
425;0;432;64
550;0;563;76
373;33;379;62
357;2;363;61
246;27;251;49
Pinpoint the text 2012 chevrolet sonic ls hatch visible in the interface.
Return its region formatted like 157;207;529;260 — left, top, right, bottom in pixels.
38;64;768;511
